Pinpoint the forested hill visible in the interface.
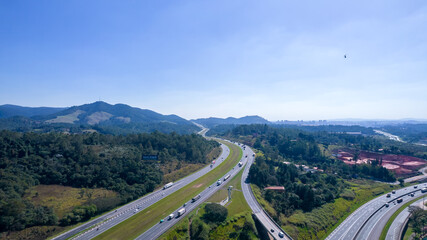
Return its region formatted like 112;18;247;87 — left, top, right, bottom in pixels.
0;104;65;118
0;101;200;134
0;130;219;233
193;115;269;128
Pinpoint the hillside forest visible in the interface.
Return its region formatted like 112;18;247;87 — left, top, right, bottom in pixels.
0;130;219;236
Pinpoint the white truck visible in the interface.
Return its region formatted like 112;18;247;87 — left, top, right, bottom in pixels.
217;180;222;186
168;213;174;220
177;208;186;217
163;182;173;190
192;194;201;202
224;175;230;181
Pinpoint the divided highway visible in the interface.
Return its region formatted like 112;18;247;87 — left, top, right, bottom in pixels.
53;143;230;240
241;146;292;240
326;183;427;240
136;140;252;239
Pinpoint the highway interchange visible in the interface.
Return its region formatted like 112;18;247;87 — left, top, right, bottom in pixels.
326;183;427;240
53;125;426;240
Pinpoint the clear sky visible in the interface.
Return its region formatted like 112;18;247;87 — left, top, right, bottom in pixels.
1;1;426;121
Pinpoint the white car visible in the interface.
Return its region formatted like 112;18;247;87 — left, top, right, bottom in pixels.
278;232;284;238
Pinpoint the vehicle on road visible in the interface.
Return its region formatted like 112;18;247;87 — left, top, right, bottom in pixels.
252;153;255;157
270;229;274;233
386;193;391;198
411;193;415;197
278;232;284;238
212;160;216;165
217;180;222;186
163;182;174;190
414;185;418;189
422;187;427;193
160;219;164;223
192;194;201;202
177;208;186;217
238;161;243;167
224;175;230;181
134;209;139;213
183;203;187;207
385;203;389;207
168;214;174;220
392;190;396;194
397;198;403;203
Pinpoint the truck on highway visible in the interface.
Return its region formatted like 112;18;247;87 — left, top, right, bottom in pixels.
168;213;174;220
192;194;201;202
224;175;230;181
238;161;243;167
163;182;173;190
177;208;186;217
217;180;222;186
397;198;403;203
422;187;427;193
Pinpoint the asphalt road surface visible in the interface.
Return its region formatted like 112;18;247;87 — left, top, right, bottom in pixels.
53;143;230;240
135;141;251;240
385;197;425;240
326;183;427;240
241;146;292;240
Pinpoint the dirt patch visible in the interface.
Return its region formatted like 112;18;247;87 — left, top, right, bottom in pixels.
333;149;427;177
192;183;203;188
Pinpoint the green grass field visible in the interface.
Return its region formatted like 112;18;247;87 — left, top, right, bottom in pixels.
160;168;255;240
93;140;242;240
380;195;425;240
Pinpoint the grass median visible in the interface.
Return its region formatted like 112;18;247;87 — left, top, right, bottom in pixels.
160;167;254;240
379;195;425;240
93;140;242;240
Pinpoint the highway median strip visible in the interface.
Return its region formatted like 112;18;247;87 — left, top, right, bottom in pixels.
93;140;242;240
379;194;425;240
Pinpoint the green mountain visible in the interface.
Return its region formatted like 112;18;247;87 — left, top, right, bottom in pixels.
193;115;270;128
0;102;199;134
0;104;65;118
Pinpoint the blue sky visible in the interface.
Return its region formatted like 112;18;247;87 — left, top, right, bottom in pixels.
1;1;426;121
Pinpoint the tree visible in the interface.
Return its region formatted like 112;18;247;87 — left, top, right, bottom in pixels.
398;178;404;187
203;203;228;223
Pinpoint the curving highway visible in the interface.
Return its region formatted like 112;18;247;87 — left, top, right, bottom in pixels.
53;143;230;240
135;140;252;240
241;146;292;240
326;183;427;240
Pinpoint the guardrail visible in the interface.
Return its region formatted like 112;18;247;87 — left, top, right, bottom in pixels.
352;189;422;240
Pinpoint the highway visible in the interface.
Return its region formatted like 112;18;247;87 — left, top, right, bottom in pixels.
53;143;230;240
241;146;292;240
385;198;425;240
135;140;252;240
326;183;427;240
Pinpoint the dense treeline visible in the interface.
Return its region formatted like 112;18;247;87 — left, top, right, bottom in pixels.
0;116;200;135
0;130;218;232
381;124;427;143
249;155;345;214
220;124;398;217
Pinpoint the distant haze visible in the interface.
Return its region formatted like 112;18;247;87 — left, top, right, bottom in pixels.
1;1;426;121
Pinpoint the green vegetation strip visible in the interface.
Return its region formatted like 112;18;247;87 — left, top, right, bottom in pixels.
93;140;242;240
160;168;253;240
379;195;425;240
